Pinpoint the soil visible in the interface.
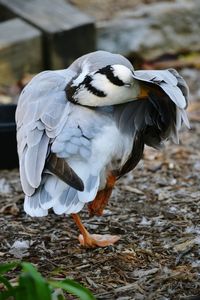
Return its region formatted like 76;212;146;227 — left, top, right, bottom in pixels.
0;117;200;299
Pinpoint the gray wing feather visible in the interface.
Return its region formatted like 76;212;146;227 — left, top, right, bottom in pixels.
20;152;35;196
133;69;188;109
16;65;102;217
24;194;48;217
16;69;75;196
168;68;189;104
158;84;186;109
24;133;49;189
51;106;100;161
26;128;43;147
69;50;133;74
53;187;79;215
134;70;177;85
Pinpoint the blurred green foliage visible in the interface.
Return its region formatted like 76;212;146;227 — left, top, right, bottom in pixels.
0;261;96;300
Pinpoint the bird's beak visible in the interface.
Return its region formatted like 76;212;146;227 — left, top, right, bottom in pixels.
131;72;154;100
136;81;152;100
138;85;150;99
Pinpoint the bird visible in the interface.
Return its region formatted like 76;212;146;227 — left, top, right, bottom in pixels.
16;50;189;248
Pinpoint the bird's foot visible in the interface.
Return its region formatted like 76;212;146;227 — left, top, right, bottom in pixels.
72;213;120;248
78;233;120;248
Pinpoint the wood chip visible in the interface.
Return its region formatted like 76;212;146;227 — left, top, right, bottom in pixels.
120;185;144;195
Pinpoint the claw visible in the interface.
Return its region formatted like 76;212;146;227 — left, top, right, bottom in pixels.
78;233;120;248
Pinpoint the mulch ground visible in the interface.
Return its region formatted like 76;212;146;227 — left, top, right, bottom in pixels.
0;118;200;299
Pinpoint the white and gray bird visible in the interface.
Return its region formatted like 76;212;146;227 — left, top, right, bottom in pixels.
16;50;189;247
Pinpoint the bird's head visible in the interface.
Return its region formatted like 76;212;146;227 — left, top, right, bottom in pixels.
65;64;150;107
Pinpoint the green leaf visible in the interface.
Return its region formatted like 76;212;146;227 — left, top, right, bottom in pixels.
12;286;27;300
0;262;19;274
57;294;65;300
20;262;51;300
0;289;13;300
0;262;95;300
0;287;24;300
19;274;39;300
21;262;44;281
49;279;96;300
0;274;13;291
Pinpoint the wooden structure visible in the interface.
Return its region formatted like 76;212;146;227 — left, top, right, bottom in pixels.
0;0;95;84
0;18;42;85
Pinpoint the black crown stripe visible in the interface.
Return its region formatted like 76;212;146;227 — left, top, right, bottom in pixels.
65;75;106;103
96;65;124;86
80;75;106;97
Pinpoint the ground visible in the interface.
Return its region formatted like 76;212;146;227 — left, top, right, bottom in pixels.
0;117;200;299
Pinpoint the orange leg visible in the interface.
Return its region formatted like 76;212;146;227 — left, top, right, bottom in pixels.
88;173;116;216
72;213;120;248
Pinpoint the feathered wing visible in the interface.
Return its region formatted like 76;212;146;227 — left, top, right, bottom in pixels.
132;69;189;109
115;68;189;177
16;70;107;217
43;104;116;216
16;69;95;216
16;69;75;194
16;51;133;218
132;69;190;136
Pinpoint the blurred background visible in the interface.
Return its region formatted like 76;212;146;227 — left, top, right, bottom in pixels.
1;2;200;298
0;0;199;166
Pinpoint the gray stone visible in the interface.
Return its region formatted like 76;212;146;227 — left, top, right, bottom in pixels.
97;0;200;60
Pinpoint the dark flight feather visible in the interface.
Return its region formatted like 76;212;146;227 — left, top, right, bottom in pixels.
115;89;177;177
117;130;145;178
45;153;84;191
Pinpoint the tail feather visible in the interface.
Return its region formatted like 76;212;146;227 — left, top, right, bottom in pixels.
24;165;100;216
24;193;48;217
53;187;80;215
78;175;99;203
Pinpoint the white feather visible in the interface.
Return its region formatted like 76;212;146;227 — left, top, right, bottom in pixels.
24;195;48;217
180;109;190;128
78;176;100;203
74;69;140;107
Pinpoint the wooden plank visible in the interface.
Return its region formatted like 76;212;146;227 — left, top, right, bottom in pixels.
0;0;95;69
0;18;42;85
0;3;14;22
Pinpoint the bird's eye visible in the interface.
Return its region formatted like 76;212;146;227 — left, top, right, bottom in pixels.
124;83;132;87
